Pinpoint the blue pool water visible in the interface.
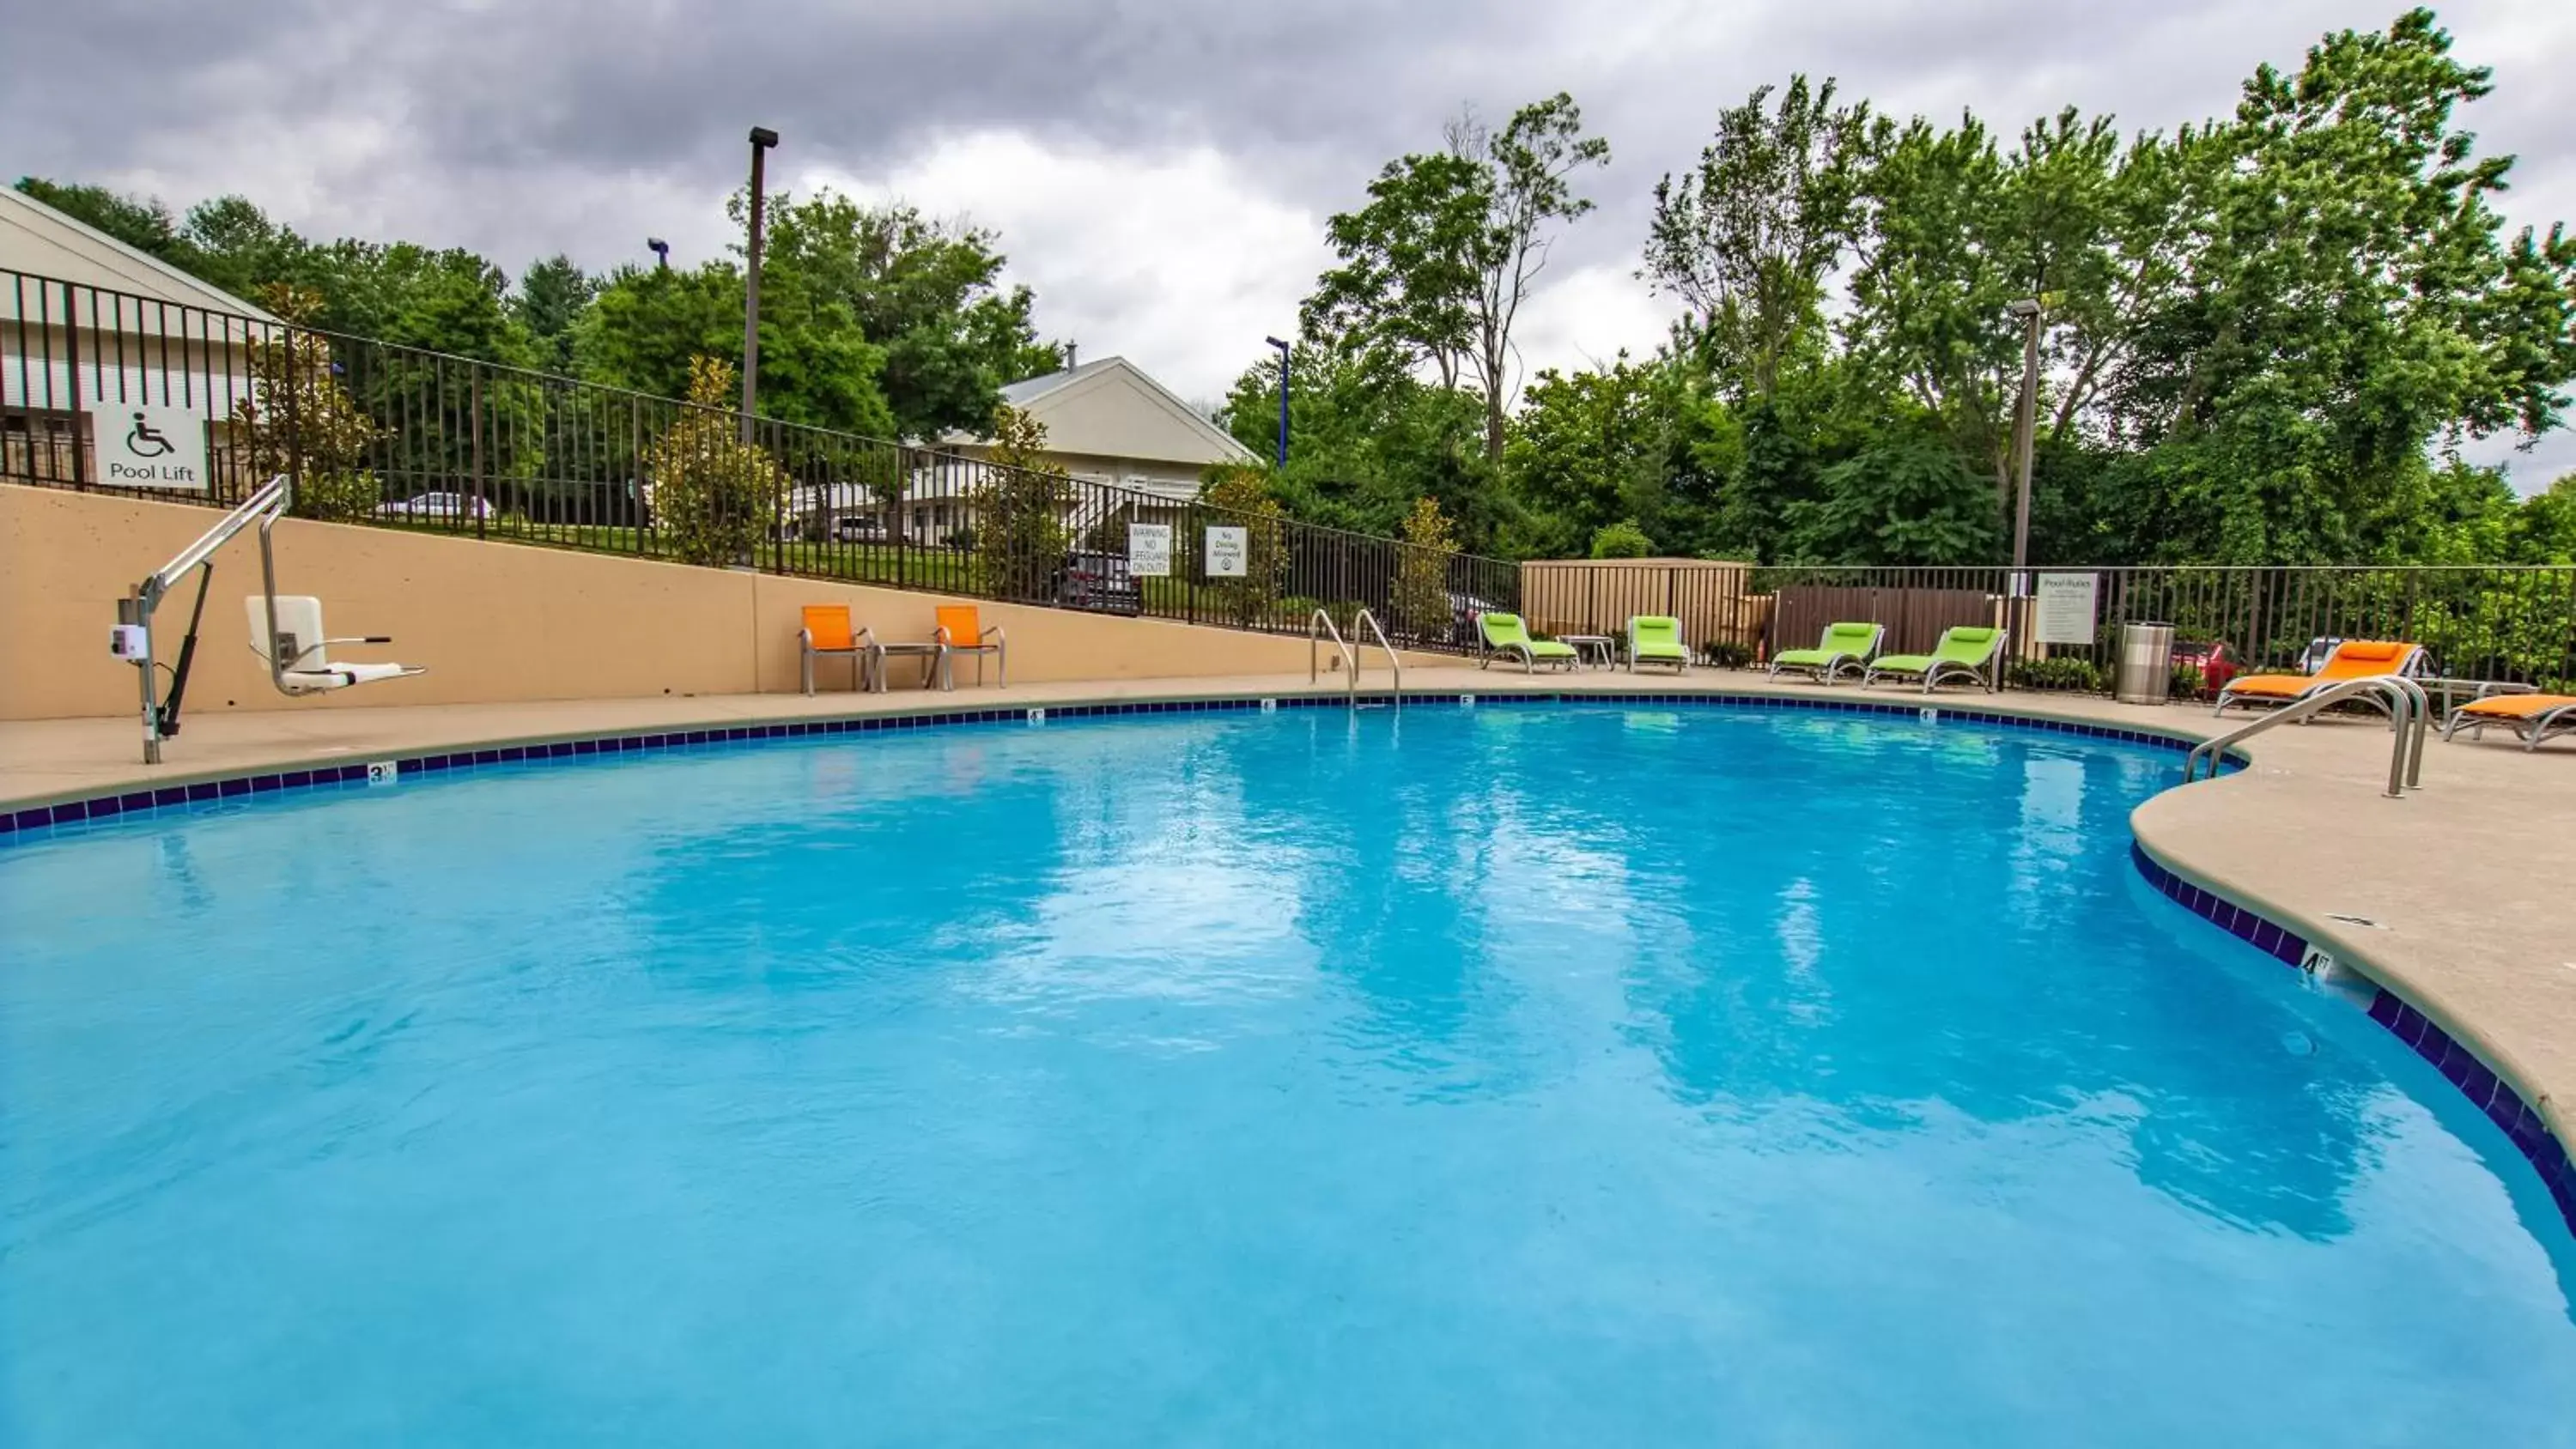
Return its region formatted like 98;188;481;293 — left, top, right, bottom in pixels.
3;703;2572;1446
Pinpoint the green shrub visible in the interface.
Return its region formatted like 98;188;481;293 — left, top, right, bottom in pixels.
2007;657;2111;693
1589;518;1653;559
643;357;789;567
1704;640;1756;669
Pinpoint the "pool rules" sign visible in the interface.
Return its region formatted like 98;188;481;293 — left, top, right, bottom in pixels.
98;403;210;492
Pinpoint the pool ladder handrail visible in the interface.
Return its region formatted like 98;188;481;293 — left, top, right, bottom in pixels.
2181;674;2431;798
1310;608;1359;705
1350;608;1400;714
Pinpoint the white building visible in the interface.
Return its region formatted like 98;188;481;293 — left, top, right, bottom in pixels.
0;187;278;489
798;354;1261;544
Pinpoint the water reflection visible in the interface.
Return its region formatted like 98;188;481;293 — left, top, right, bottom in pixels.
611;706;2396;1243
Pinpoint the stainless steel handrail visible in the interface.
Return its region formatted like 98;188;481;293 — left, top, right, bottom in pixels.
1350;608;1400;713
125;475;295;764
1309;608;1359;706
2183;675;2431;797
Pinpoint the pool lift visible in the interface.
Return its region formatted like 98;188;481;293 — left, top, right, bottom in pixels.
110;474;424;765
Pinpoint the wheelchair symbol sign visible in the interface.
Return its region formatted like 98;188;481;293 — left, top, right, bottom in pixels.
100;403;209;492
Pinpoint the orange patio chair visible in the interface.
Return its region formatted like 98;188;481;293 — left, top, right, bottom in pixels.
2442;692;2576;753
933;604;1006;689
2214;640;2422;717
799;603;866;694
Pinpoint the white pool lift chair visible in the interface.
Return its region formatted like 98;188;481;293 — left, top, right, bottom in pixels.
113;474;423;762
244;595;425;694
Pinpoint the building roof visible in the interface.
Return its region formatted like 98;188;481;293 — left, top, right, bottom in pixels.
968;355;1255;470
0;187;278;323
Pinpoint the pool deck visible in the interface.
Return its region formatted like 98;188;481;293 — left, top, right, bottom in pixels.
5;667;2571;1175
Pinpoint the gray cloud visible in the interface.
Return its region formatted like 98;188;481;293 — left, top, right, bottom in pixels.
7;0;2570;486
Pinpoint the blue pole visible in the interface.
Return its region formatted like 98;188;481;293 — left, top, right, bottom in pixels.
1264;336;1291;467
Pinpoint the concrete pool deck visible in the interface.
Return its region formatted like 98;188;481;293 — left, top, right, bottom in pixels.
4;666;2571;1187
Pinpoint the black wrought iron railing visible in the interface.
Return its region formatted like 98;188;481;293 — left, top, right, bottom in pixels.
1522;560;2576;696
11;267;2569;694
1;269;1519;652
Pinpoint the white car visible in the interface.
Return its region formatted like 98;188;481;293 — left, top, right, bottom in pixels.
376;491;495;521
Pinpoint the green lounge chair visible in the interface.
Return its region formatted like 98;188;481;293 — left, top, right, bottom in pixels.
1862;626;2006;694
1479;613;1578;672
1628;615;1690;674
1767;621;1885;684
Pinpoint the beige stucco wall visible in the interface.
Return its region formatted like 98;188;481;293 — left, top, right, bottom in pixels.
0;485;1431;721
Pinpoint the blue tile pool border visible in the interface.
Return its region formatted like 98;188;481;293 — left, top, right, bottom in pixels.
0;688;2221;843
2131;841;2576;1238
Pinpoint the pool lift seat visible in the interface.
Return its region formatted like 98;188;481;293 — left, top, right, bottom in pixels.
112;474;423;764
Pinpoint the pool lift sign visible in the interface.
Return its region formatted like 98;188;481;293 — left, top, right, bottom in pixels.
99;403;210;493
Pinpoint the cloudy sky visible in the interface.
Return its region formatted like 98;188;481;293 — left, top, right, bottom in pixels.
9;0;2572;487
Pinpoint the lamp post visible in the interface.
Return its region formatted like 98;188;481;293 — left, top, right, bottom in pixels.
647;238;670;271
1263;336;1291;467
2006;298;2043;586
741;126;780;442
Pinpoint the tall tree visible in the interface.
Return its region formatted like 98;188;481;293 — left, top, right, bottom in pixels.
2110;8;2576;561
12;178;191;264
753;191;1064;440
1456;94;1612;460
1309;93;1608;462
1643;76;1871;403
513;255;597;374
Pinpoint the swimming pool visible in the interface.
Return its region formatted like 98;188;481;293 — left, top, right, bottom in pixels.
3;701;2570;1444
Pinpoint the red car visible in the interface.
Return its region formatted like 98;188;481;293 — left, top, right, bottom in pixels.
2169;640;2239;697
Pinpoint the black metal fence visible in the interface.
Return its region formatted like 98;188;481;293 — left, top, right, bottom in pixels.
1522;561;2576;695
2;269;1519;652
12;267;2569;694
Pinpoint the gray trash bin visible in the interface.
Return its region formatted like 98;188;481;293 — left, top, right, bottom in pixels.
2116;622;2175;705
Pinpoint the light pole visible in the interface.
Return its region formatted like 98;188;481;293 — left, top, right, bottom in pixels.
647;238;670;271
2006;298;2043;585
741;125;780;442
1263;336;1291;467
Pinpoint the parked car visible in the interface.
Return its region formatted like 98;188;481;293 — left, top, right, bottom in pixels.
833;513;889;543
1447;592;1503;647
2168;639;2239;696
375;491;494;521
1053;550;1143;615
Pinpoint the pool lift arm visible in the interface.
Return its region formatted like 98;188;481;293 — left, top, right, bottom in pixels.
111;475;422;764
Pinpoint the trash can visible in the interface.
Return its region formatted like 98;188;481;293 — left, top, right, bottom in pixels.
2116;621;2175;706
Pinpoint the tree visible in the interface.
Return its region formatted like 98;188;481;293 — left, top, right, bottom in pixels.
2104;9;2576;562
1643;77;1870;403
1393;494;1460;640
642;356;788;567
1309;94;1609;461
1788;434;2002;564
513;255;596;373
13;178;192;265
1588;519;1653;558
1458;95;1613;460
1196;462;1289;626
1504;358;1661;557
975;404;1072;601
1213;339;1504;550
230;285;389;521
754;191;1064;440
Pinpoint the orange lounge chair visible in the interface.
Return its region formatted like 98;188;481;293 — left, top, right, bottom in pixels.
934;604;1006;689
2214;640;2422;716
799;604;869;694
2442;692;2576;752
